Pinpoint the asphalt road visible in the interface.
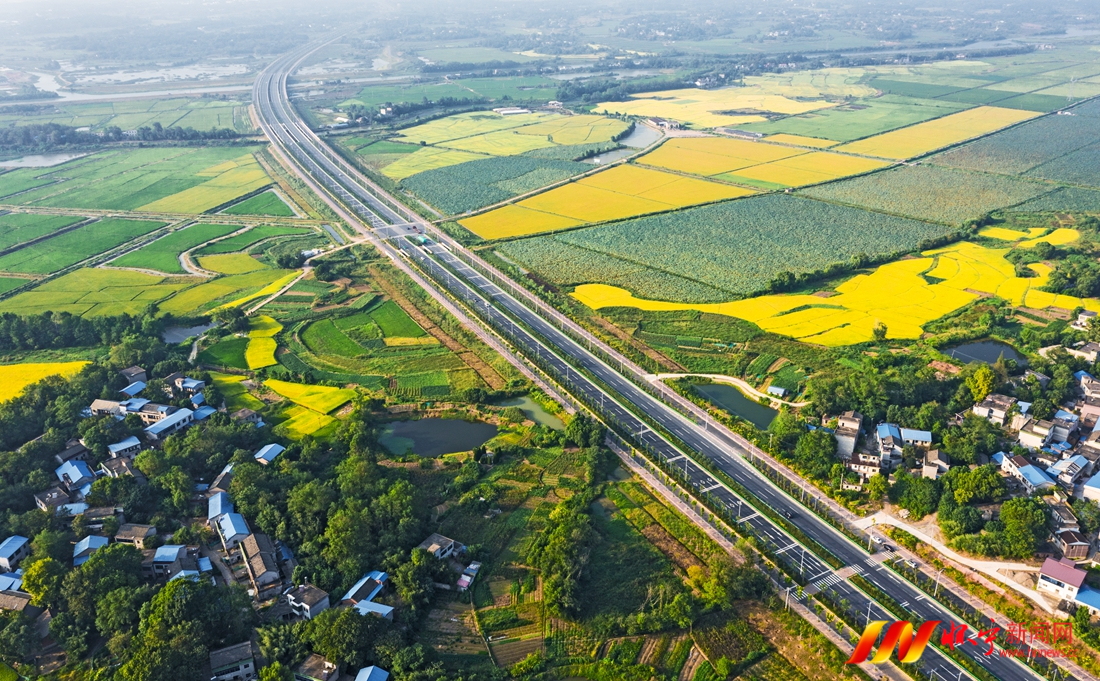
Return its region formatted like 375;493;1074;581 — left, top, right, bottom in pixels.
253;41;1053;681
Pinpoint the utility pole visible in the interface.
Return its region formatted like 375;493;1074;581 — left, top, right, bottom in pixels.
934;568;945;599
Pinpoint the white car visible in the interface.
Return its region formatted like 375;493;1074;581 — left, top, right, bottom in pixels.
870;534;884;544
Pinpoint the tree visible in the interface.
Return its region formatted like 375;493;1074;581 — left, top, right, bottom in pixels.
0;614;36;664
21;557;65;607
1073;499;1100;537
946;465;1005;505
965;364;997;403
872;322;888;341
394;548;441;621
892;471;940;520
304;607;380;668
1000;497;1048;559
259;623;306;668
941;415;1000;465
95;585;154;639
260;662;294;681
866;473;888;501
791;429;837;480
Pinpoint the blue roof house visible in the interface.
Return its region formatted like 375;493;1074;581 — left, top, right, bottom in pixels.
107;435;142;458
144;408;194;441
56;460;95;496
342;570;394;619
255;443;285;465
73;535;109;567
120;381;146;397
355;666;390;681
876;423;904;456
217;513;250;550
208;492;233;525
1083;472;1100;503
900;428;933;448
0;535;29;572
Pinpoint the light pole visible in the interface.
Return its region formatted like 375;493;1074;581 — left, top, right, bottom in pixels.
934;568;946;599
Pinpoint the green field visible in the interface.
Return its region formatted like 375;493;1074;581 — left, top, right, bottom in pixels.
500;194;954;301
211;372;265;411
0;267;190;317
197;337;249;369
0;213;86;251
0;97;252;132
158;268;293;316
302;319;367;358
112;222;240;273
0;277;26;295
369;300;426;337
800;165;1052;225
416;46;536;64
0;147;271;213
221;190;296;217
738;96;968;142
0;218;165;274
402;156;588;215
344;75;558;109
194;225;310;255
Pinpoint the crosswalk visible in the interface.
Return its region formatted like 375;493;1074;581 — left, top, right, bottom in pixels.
811;572;845;591
866;550;897;566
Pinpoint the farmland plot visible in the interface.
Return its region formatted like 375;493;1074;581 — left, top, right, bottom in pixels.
0;267;189;317
381;147;488;181
1015;187;1100;213
158;268;293;316
0;361;89;403
0;213;86;251
932;110;1100;174
222;190;295;217
1025;142;1100;189
401;156;588;214
800;165;1051;225
505;194;953;301
199;253;268;274
112;222;240;274
835;106;1039;159
246;315;281;369
594;87;839;128
195;225;310;255
0;218;165;274
265;378;356;413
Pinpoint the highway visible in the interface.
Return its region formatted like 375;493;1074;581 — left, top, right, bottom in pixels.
253;40;1056;681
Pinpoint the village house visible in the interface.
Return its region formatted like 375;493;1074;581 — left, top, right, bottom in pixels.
100;457;145;483
417;533;461;560
54;439;90;465
208;492;233;526
254;443;285;466
34;487;69;514
1047;454;1092;487
1018;419;1054;450
119;366;147;384
1038;557;1087;601
240;533;281;592
1073;310;1098;331
294;654;338;681
217;513;250;551
56;460;95;497
1002;455;1056;494
0;536;30;572
832;411;862;459
73;535;108;567
922;450;951;480
1068;342;1100;364
342;570;394;619
355;667;389;681
209;641;256;681
1057;531;1090;561
287;584;330;620
164;373;206;397
144;408;194;441
107;436;142;458
114;523;156;549
972;394;1017;426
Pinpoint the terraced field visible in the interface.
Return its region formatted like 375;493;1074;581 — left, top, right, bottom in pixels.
265;378;356;413
245;315;281;369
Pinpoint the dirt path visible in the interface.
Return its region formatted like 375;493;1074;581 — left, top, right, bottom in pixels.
678;645;704;681
369;265;505;389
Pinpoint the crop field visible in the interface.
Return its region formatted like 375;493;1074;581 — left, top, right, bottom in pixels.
158;268;293;316
639;137;802;176
0;97;251;132
0;361;89;403
401;156;588;215
211;372;264;412
0;267;190;317
348;138;421;168
222;190;296;217
112;222;240;274
800;165;1051;225
1019;227;1080;248
381;147;488;181
835;106;1039;159
0;277;24;295
0;147;271;213
1015;187;1100;212
0;218;165;274
246;315;281;369
459;164;753;239
1025;143;1100;189
504;194;953;301
0;213;86;251
369;300;427;338
438;129;559;156
764;134;838;148
396;111;553;145
573;240;1100;345
719;151;890;189
931;104;1100;174
979;227;1047;241
195;225;310;255
276;404;337;440
343;76;557;110
416;46;535;63
736;97;969;142
197;337;248;369
264;378;356;414
199;253;268;274
594;86;844;128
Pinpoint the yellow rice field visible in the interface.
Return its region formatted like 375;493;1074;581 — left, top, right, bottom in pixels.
594;87;839;128
381;147;488;181
1019;228;1080;249
723;151;890;188
0;361;89;403
640;137;803;176
764;134;839;148
199;253;268;274
459;164;753;239
395;111;552;145
245;315;282;369
276;404;336;440
159;269;293;316
979;227;1047;241
218;271;300;310
265;379;356;413
572;241;1100;346
512;115;630;145
835;106;1040;160
140;154;271;213
440;129;558;155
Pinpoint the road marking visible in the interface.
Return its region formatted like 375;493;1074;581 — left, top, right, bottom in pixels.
775;544;797;555
701;483;722;493
808;570;832;583
739;512;759;522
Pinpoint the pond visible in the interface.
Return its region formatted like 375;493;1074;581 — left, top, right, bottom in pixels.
162;323;216;344
946;340;1026;366
379;418;498;457
582;124;663;164
693;382;777;430
0;153;87;168
497;395;565;430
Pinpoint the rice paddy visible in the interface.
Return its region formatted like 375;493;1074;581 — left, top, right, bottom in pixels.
221;191;296;217
0;97;251;133
0;268;190;317
459;164;753;239
264;378;356;413
0;213;86;251
0;218;166;274
381;147;489;181
835;106;1040;160
199;253;269;274
0;361;89;403
194;225;310;256
245;315;281;370
276;404;337;440
158;268;294;316
211;372;264;412
112;222;241;274
0;147;274;214
593;86;846;128
571;240;1100;346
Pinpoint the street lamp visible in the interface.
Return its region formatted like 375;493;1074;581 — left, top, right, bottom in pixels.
934;568;946;599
